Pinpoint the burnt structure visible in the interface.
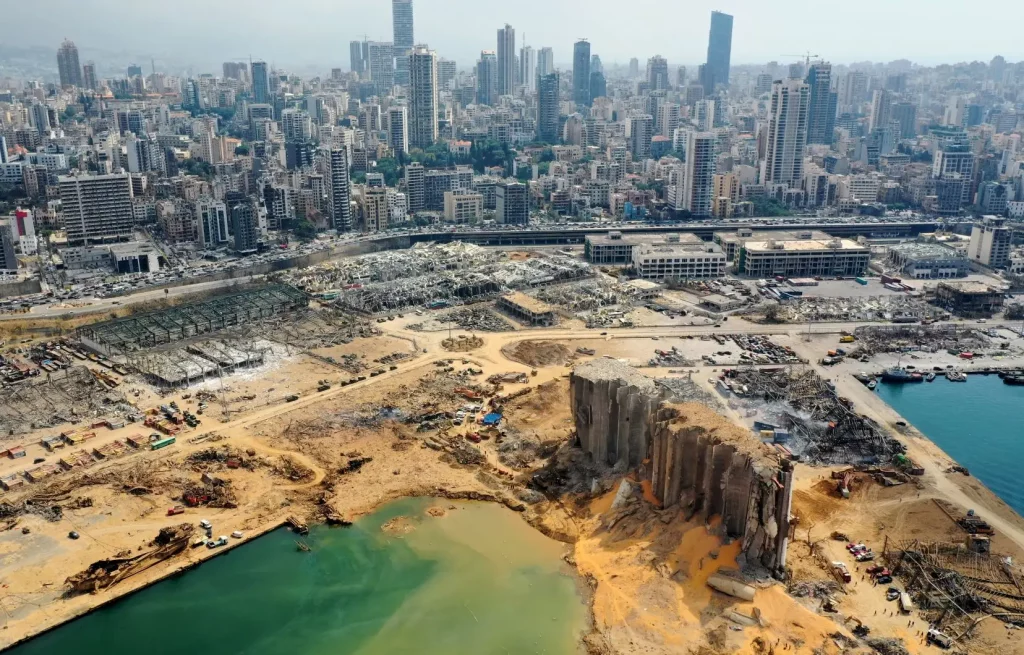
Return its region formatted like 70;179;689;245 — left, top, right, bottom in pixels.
570;359;794;572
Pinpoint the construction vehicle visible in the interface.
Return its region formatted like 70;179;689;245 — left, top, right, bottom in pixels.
167;506;185;516
840;335;856;343
454;387;482;400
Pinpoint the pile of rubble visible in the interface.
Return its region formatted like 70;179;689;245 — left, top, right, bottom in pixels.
0;366;136;437
722;367;904;465
854;324;991;355
410;306;514;333
745;295;947;324
442;335;484;352
181;478;238;508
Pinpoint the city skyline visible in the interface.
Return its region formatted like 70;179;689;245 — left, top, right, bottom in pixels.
4;0;1022;78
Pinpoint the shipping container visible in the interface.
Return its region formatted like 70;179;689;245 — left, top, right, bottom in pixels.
151;437;176;451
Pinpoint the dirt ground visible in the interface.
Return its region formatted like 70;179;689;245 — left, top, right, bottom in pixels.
5;309;1024;654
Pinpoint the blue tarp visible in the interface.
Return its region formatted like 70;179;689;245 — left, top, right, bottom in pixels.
482;413;503;426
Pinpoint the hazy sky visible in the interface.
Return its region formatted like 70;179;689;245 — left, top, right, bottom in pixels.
11;0;1024;73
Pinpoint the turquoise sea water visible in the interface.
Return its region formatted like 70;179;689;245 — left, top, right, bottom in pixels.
7;498;587;655
876;376;1024;514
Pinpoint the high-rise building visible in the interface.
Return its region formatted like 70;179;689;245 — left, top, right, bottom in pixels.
29;103;51;135
838;71;867;108
392;0;414;86
196;198;229;248
350;41;366;76
0;135;8;165
57;39;83;88
944;95;966;127
325;147;353;231
537;73;560;144
629;114;654;161
589;71;606;102
125;134;165;174
405;162;425;213
476;51;497;105
281;108;313;142
868;89;892;133
251;61;270;104
408;46;438;149
437;59;457;89
231;200;260;253
968;216;1011;267
59;174;134;245
703;11;733;92
537;48;555;78
367;42;395;95
497;24;516;96
647;56;669;91
496;181;529;225
573;40;592;106
685;132;717;217
891;102;918;138
520;46;536;93
761;79;810;186
388;106;409;156
82;63;98;91
0;220;17;273
628;58;640;78
933;141;976;211
363;186;390;232
805;62;837;145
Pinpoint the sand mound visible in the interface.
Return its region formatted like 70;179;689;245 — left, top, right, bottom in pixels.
502;341;572;367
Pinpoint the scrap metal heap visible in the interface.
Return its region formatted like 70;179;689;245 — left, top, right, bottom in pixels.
883;539;1024;639
854;324;992;355
569;359;795;574
0;366;136;437
65;523;195;595
725;367;904;464
744;294;946;324
283;242;592;315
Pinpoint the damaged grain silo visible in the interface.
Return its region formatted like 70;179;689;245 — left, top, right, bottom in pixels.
570;359;795;573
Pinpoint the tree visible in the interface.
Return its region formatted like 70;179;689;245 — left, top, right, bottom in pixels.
352;171;367;185
180;159;214;180
292;219;318;241
751;197;793;217
373;158;402;186
234;144;250;156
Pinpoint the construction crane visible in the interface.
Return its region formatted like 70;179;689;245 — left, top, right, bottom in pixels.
783;52;821;69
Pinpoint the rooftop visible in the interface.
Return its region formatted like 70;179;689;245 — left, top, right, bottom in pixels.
587;232;704;247
634;242;724;256
887;242;965;259
714;229;832;243
501;291;555;315
937;280;1006;294
743;239;868;253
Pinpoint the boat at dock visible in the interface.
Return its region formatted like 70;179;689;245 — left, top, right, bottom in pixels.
881;367;922;383
867;380;877;390
1004;376;1024;386
926;373;936;382
946;371;967;382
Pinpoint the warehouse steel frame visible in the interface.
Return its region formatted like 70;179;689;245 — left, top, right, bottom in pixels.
77;285;308;354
